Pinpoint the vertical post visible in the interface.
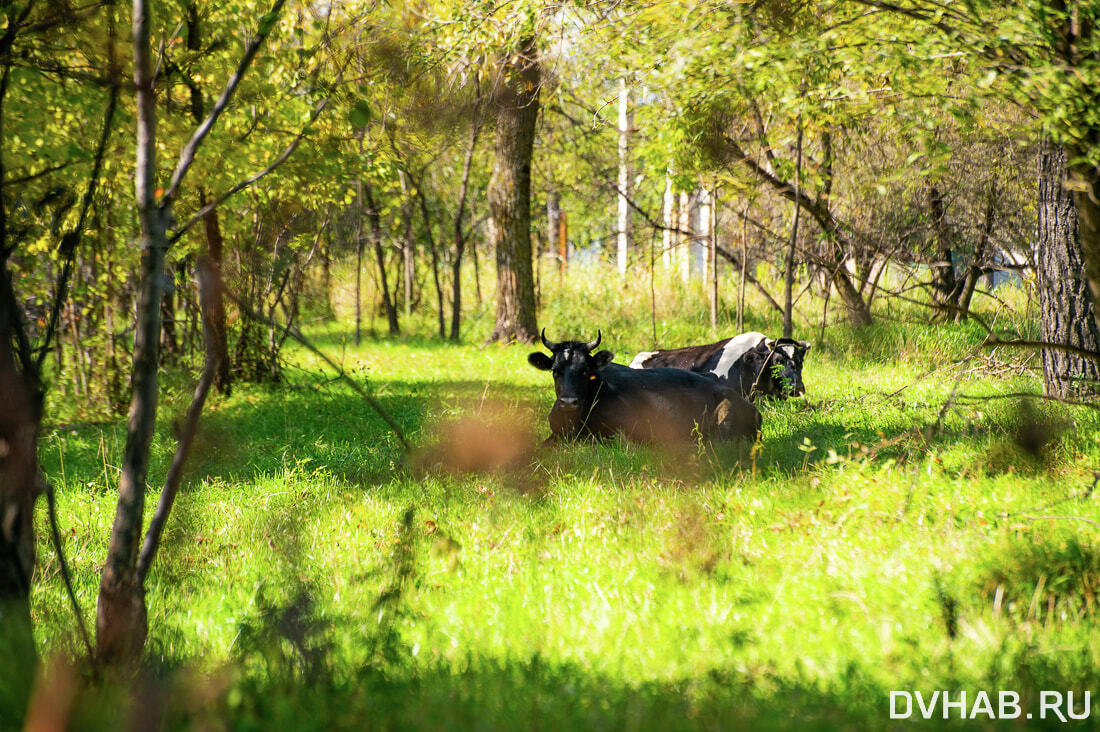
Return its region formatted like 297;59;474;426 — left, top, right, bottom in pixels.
697;187;711;285
738;208;747;333
710;186;719;331
547;191;561;271
662;167;675;269
616;77;633;276
678;191;691;283
558;211;568;273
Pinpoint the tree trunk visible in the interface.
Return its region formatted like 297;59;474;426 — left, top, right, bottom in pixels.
616;77;632;277
363;181;399;336
160;264;178;362
413;180;446;339
355;189;364;346
927;184;959;313
486;36;540;344
95;0;167;663
1066;146;1100;341
547;190;561;273
832;264;873;326
954;189;996;320
1038;142;1100;399
662;167;675;270
0;266;41;721
710;186;719;331
200;190;231;394
678;191;692;283
783;116;803;339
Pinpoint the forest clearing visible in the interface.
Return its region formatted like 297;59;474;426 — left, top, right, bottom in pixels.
4;0;1100;728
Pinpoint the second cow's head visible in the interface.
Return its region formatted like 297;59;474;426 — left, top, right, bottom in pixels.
743;338;810;398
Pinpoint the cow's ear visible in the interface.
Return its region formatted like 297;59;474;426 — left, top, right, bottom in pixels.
798;340;811;352
528;352;554;370
592;350;614;368
742;348;764;364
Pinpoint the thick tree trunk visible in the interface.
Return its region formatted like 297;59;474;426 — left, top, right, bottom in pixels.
1038;142;1100;399
486;36;540;344
1066;144;1100;340
927;184;958;313
833;262;873;326
0;267;40;721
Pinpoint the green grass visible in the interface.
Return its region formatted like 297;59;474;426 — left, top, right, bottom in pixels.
21;265;1100;729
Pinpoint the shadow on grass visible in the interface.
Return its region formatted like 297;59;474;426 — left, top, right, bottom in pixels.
38;374;1061;501
49;648;1100;730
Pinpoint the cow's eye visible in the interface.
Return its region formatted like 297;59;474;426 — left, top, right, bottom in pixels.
589;375;597;381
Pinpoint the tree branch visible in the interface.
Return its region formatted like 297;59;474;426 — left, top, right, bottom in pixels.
168;97;328;244
158;0;287;208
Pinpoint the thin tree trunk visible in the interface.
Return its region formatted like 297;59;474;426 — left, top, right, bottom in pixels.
662;167;675;270
486;35;540;344
412;179;446;338
715;242;784;316
472;231;482;305
99;0;284;664
679;191;691;283
616;77;632;277
355;182;364;346
96;0;168;663
723;132;872;326
783;115;803;339
710;185;719;331
547;190;560;274
558;211;568;273
200;189;231;393
450;93;482;341
399;171;415;321
1038;141;1100;398
954;189;996;320
363;181;400;336
738;210;747;332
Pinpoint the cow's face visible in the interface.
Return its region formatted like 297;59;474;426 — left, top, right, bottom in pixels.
745;339;810;398
528;331;614;413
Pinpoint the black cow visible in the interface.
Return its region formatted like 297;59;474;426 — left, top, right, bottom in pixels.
628;331;810;400
528;330;761;444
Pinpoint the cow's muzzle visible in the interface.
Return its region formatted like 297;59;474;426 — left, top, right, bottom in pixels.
557;396;580;409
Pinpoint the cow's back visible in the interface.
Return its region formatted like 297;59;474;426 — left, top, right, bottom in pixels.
590;365;759;442
629;332;767;381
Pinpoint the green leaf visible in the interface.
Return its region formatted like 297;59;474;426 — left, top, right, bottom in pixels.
349;100;372;128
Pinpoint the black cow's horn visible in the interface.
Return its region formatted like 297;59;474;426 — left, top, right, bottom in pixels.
585;330;602;351
540;329;559;351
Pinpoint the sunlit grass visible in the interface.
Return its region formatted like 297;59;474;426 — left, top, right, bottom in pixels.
26;262;1100;727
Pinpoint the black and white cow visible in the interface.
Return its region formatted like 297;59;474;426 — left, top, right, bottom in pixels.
528;330;761;444
629;332;810;400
